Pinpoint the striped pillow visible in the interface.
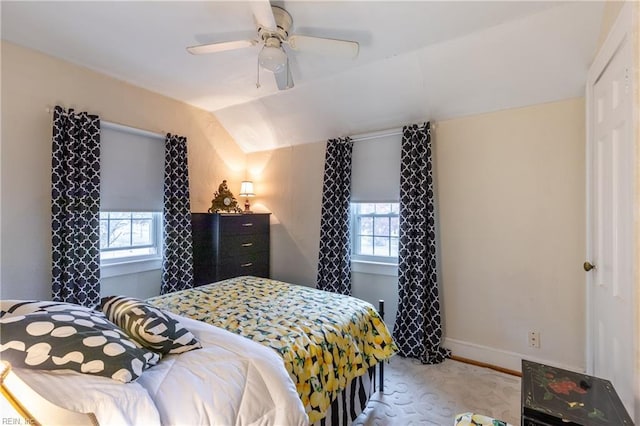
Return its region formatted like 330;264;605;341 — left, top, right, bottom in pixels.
100;296;201;355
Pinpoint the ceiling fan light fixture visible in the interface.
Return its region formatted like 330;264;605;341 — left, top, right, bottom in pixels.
258;45;287;73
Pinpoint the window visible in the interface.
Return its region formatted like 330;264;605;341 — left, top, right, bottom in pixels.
100;212;162;263
351;202;399;263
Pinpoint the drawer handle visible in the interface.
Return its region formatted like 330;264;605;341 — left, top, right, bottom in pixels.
241;243;253;247
240;262;253;268
242;223;253;227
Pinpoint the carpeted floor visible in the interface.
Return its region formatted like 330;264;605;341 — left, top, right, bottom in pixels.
354;356;521;426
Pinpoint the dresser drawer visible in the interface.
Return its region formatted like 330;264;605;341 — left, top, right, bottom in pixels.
218;233;268;258
217;251;269;280
191;212;271;286
218;214;269;236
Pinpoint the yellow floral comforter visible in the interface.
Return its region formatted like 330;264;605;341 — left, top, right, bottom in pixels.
147;276;397;423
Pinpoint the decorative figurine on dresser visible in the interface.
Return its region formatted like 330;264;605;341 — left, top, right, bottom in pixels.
193;180;270;286
208;180;242;214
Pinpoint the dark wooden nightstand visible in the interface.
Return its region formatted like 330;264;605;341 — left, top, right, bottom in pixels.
191;213;270;286
521;359;632;425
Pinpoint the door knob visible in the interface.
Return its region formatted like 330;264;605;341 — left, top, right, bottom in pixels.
583;261;596;272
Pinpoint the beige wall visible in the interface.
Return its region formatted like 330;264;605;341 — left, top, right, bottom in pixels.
0;41;245;301
250;98;587;371
631;1;639;421
247;143;325;286
636;3;640;422
437;98;586;370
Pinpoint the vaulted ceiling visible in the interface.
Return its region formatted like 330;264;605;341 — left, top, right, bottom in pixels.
1;1;604;152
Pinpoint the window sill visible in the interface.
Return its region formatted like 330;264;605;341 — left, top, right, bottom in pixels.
101;258;162;278
351;260;398;277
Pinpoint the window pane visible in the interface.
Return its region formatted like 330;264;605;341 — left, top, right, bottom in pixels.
108;220;132;247
100;211;161;262
131;219;153;245
374;217;389;237
100;220;109;248
375;203;392;214
109;212;131;219
390;216;399;236
359;217;373;235
373;237;390;256
132;212;153;219
359;236;373;255
360;203;375;214
390;237;399;257
350;202;399;261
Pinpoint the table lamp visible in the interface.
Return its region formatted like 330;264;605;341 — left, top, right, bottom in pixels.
239;181;255;213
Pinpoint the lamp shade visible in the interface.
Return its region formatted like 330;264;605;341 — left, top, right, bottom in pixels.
239;181;255;197
258;46;287;73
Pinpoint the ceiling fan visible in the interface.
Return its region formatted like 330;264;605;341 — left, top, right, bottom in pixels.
187;2;360;90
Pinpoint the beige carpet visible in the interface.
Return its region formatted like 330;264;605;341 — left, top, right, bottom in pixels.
354;356;522;426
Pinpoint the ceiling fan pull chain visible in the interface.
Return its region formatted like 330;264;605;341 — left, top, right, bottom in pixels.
256;58;261;89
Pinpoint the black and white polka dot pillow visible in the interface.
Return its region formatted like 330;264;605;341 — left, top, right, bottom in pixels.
1;300;93;318
0;305;160;383
100;296;201;355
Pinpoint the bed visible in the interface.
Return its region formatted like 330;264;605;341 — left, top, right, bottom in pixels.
0;299;308;425
146;275;397;425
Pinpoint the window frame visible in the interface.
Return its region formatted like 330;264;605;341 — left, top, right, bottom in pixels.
99;211;163;267
350;202;400;265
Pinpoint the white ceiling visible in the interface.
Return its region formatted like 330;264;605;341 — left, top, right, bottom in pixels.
1;1;604;152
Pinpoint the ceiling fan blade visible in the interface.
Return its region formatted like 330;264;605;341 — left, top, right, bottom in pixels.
250;1;277;30
187;39;257;55
287;35;359;59
274;62;294;90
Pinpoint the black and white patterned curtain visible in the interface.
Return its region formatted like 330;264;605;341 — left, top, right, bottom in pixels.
160;134;194;295
393;122;450;364
51;106;101;307
316;137;353;295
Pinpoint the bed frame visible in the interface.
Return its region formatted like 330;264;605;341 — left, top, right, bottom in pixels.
378;299;385;393
314;299;388;426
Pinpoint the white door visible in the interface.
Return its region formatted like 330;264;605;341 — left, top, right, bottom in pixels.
586;3;636;420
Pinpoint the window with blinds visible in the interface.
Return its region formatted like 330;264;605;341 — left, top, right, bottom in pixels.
350;133;401;264
100;125;164;264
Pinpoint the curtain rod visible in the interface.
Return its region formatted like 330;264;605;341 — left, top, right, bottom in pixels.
350;122;436;142
351;127;402;142
45;107;165;140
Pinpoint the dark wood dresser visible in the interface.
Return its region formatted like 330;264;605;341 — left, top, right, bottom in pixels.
191;213;270;286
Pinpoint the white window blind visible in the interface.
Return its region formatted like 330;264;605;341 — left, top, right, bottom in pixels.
100;125;165;212
350;133;401;202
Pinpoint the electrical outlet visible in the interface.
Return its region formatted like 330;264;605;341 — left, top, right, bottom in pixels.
528;331;540;348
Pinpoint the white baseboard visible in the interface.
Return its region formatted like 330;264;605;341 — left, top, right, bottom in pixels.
444;337;584;373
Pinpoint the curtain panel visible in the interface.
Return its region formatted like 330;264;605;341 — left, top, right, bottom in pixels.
160;134;194;294
393;122;450;364
316;137;354;295
51;106;101;307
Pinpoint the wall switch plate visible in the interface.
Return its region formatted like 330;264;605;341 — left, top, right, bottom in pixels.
528;331;540;348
